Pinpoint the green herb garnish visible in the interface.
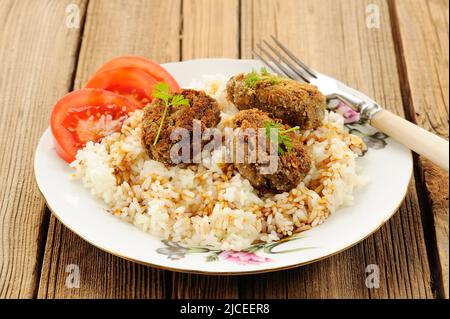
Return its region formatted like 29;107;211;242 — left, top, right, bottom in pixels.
264;121;300;155
152;82;189;145
244;70;260;87
244;67;280;88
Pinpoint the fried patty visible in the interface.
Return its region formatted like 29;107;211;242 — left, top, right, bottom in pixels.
226;73;327;130
232;109;311;194
141;89;221;165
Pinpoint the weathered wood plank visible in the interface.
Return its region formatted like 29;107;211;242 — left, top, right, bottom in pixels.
37;0;181;298
182;0;239;60
240;0;433;298
171;274;239;299
391;0;449;298
0;0;87;298
170;0;240;299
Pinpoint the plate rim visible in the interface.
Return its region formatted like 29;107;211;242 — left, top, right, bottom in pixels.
34;58;413;275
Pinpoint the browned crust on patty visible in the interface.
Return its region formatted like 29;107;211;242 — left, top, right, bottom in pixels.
226;73;326;130
232;109;312;194
141;89;221;166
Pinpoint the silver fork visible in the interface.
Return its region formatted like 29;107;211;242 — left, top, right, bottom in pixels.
253;36;449;172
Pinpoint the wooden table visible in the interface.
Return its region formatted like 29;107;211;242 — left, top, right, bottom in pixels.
0;0;448;299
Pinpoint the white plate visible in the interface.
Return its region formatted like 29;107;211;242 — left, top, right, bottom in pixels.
34;59;412;274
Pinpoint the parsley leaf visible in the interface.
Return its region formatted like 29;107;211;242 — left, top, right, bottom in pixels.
170;94;189;107
265;121;282;140
152;82;170;104
152;82;189;145
244;67;281;88
244;70;260;88
264;121;299;155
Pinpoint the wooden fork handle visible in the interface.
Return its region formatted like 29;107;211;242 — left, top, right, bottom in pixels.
370;109;449;172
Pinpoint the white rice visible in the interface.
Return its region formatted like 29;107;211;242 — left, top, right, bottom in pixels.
70;75;368;250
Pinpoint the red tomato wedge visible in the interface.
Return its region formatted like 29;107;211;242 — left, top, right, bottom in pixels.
85;67;157;108
50;88;139;163
93;56;180;93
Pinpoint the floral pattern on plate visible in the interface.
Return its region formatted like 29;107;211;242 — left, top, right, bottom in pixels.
157;235;316;265
329;100;389;151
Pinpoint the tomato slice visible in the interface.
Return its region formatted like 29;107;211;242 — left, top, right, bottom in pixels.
85;67;157;108
50;88;139;163
93;56;180;93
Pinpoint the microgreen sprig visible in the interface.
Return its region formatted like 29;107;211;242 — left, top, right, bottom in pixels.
264;121;300;155
244;67;280;88
152;82;189;145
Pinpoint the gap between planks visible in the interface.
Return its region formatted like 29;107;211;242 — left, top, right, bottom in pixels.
387;0;449;298
0;0;89;298
36;0;90;299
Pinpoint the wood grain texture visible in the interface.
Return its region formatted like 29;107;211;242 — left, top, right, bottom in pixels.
37;0;181;298
391;0;449;298
0;0;87;298
182;0;239;60
241;0;433;298
171;274;239;299
170;0;240;299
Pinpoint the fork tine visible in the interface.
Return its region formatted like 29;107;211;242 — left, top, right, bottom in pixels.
251;50;284;77
256;44;305;82
270;35;318;79
255;44;289;78
262;40;311;82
